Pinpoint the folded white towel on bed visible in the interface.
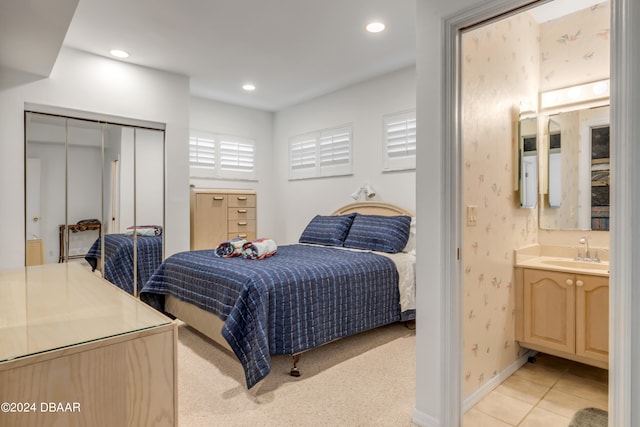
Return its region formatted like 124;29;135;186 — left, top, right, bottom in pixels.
242;238;277;260
214;237;247;258
124;225;163;237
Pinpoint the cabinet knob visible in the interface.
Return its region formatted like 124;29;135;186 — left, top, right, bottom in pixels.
213;196;224;201
576;280;584;287
566;279;574;286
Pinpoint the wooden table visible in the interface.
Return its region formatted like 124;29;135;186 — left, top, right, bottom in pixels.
0;263;177;427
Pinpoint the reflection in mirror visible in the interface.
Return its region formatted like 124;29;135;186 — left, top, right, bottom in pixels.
519;112;538;208
547;118;561;208
66;119;103;262
93;125;165;296
25;113;102;265
539;106;610;230
134;128;165;296
25;111;165;296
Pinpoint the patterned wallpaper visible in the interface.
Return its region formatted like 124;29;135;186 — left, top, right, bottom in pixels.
462;12;539;398
461;1;610;399
539;2;610;92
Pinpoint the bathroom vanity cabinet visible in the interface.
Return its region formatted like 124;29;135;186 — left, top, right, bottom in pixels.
515;267;609;369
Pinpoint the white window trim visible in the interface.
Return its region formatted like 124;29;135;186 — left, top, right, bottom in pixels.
382;109;416;172
289;124;353;180
190;129;257;180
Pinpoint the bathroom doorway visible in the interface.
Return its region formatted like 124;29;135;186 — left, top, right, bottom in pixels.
459;0;610;424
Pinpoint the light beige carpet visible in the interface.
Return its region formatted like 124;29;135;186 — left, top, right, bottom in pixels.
176;321;417;426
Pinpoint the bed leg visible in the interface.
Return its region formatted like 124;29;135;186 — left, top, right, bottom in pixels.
290;354;301;377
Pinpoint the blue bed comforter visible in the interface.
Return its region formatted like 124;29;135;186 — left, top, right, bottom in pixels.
140;244;402;389
85;234;163;294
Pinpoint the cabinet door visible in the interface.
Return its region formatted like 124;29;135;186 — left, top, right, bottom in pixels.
575;274;609;363
192;193;227;250
523;269;575;353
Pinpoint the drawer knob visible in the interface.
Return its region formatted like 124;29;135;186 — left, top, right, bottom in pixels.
237;196;247;201
213;196;224;200
576;280;584;287
237;209;247;213
566;279;573;286
238;221;247;226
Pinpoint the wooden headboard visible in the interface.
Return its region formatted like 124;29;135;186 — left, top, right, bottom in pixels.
331;202;414;217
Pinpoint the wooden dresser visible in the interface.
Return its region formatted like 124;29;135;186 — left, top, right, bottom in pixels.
190;188;257;250
0;263;177;427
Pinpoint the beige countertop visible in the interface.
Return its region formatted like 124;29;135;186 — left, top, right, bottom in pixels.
515;244;609;277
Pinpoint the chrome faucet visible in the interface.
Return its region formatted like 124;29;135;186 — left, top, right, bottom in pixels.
579;236;591;261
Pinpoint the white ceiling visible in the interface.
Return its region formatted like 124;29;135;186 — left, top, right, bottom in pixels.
62;0;417;112
1;0;606;112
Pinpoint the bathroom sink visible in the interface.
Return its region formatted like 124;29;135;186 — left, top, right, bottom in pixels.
540;259;609;272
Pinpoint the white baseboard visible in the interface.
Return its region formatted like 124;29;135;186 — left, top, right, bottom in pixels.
462;350;537;413
411;408;440;427
411;350;537;426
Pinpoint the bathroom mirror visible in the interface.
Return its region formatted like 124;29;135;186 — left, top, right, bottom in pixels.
539;105;610;230
518;113;538;209
547;118;561;208
25;110;165;294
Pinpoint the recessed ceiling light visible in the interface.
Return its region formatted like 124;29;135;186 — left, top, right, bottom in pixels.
242;84;256;91
366;22;386;33
109;49;129;58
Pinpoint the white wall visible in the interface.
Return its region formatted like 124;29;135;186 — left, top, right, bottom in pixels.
0;47;190;269
189;96;276;237
273;66;416;244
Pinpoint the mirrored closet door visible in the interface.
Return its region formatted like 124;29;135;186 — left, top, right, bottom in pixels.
25;111;165;296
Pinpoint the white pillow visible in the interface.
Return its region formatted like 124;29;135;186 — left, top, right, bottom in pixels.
402;217;416;254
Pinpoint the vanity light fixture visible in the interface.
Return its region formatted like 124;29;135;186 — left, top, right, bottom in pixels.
242;83;256;92
109;49;130;59
365;22;386;33
351;182;377;200
540;79;610;110
592;81;608;95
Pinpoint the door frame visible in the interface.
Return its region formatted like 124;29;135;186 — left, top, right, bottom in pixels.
442;0;631;425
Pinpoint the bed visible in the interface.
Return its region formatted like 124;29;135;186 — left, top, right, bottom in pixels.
85;231;164;295
140;202;416;389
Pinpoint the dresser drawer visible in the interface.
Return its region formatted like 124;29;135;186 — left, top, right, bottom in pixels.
228;231;256;241
228;207;256;220
228;219;256;233
228;194;256;208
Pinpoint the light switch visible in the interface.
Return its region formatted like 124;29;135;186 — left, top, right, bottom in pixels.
467;205;478;226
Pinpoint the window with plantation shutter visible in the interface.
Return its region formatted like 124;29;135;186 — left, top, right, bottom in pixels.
190;136;216;168
220;137;255;173
383;109;416;171
290;133;317;174
189;130;256;180
289;124;352;180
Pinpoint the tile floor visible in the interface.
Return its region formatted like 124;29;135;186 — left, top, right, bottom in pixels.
463;353;608;426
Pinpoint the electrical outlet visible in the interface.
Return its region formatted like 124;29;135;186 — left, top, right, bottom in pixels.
467;205;478;226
